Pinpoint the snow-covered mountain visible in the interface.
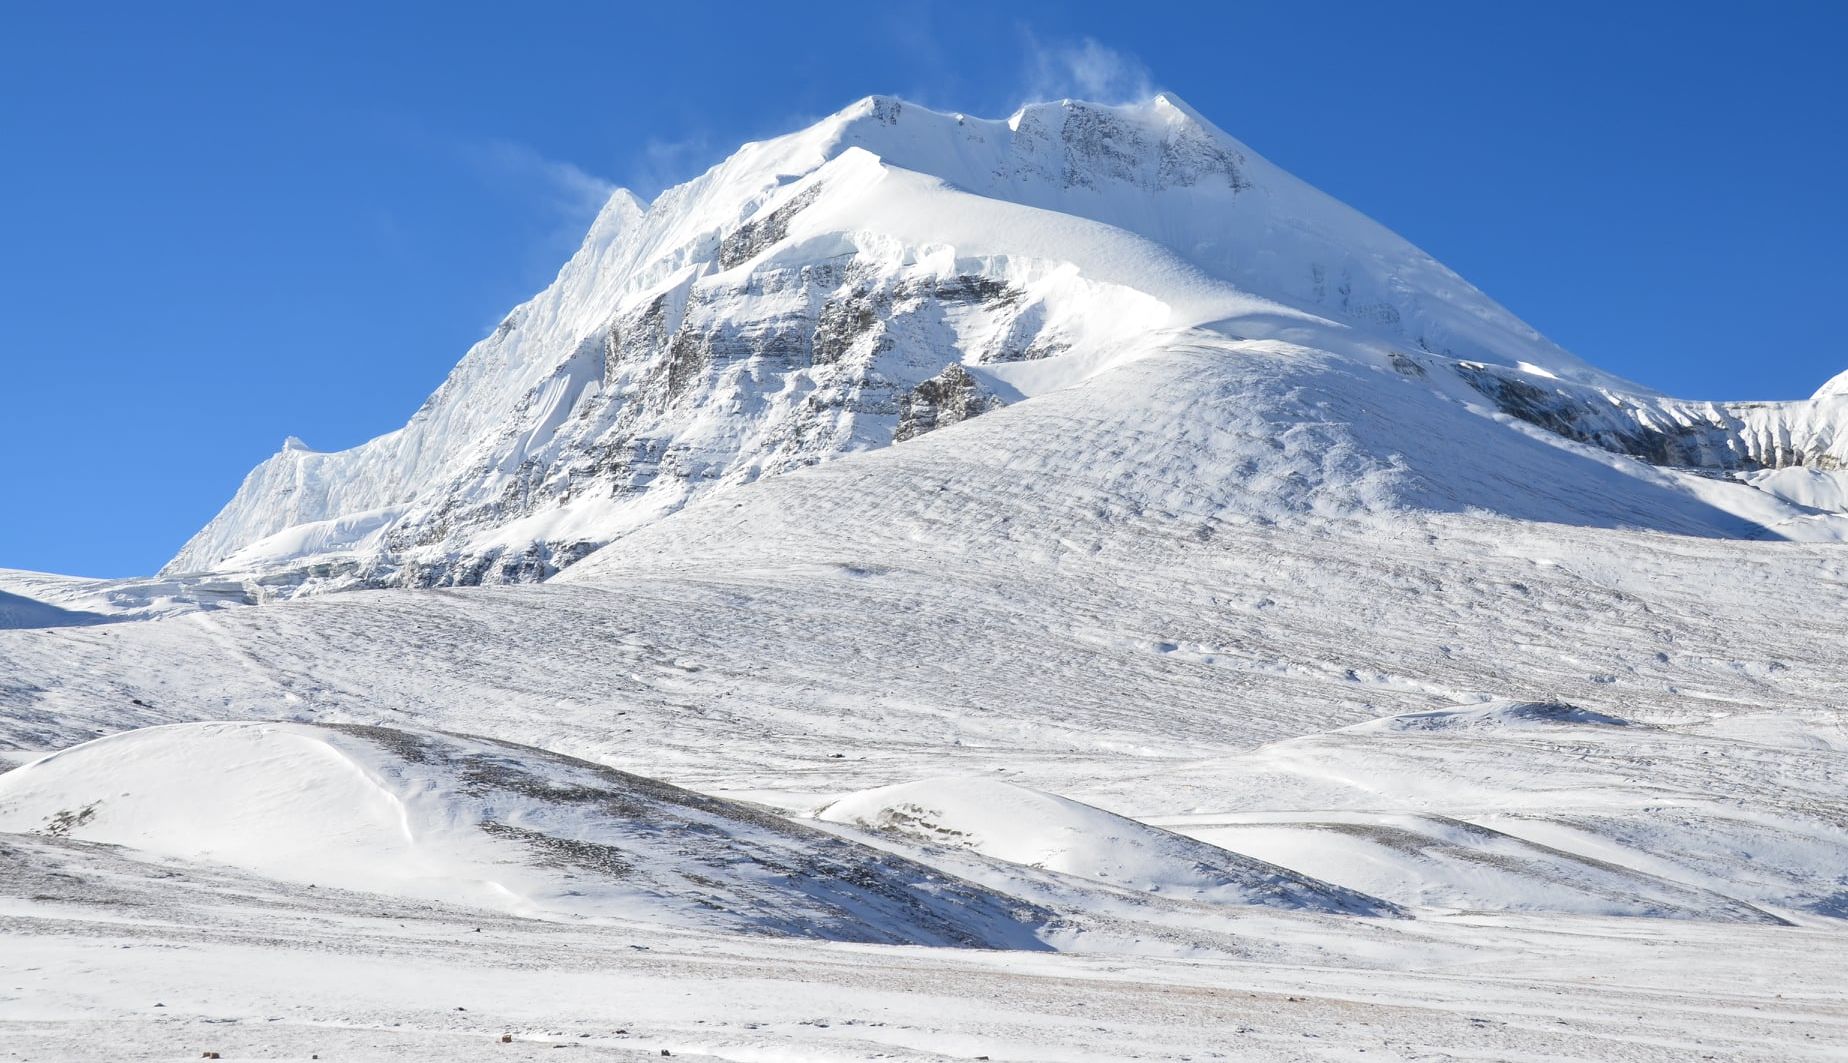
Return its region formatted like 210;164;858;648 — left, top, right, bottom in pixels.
161;94;1848;595
8;91;1848;1059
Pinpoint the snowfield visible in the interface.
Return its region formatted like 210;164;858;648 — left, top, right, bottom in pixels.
8;830;1844;1061
3;93;1847;1060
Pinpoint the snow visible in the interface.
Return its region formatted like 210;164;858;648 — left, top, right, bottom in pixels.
0;721;1047;946
0;567;256;625
0;589;104;629
156;93;1848;592
1126;700;1848;923
4;91;1847;1059
816;776;1397;915
8;832;1844;1060
1745;465;1848;512
213;504;406;570
1813;366;1848;400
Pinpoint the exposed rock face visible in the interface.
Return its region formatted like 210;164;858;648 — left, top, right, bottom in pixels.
346;257;1049;590
895;364;1002;443
1453;361;1847;473
716;186;820;270
1007;95;1253;193
171;232;1072;592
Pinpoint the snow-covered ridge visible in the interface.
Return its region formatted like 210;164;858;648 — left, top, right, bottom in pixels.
1443;357;1847;472
161;92;1666;592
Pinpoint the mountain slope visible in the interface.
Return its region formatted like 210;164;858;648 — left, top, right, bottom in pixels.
159;93;1845;595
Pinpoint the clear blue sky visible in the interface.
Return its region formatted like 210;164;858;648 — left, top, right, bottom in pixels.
3;1;1844;577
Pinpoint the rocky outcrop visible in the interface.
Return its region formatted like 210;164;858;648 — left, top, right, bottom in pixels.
173;245;1054;592
717;186;820;269
895;364;1003;443
1454;361;1847;474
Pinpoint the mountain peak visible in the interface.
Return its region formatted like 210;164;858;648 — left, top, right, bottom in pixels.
1150;91;1217;129
172;89;1846;591
999;92;1218;137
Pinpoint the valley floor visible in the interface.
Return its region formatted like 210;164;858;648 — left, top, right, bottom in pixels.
5;835;1845;1063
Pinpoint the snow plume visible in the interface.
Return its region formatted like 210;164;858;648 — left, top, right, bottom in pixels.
471;138;619;220
627;132;718;201
1020;34;1155;105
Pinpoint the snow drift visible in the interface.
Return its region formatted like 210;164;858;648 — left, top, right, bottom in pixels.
818;776;1397;916
0;721;1048;947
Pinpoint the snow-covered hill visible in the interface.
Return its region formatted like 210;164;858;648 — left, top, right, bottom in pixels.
0;721;1049;945
816;776;1398;916
161;94;1848;595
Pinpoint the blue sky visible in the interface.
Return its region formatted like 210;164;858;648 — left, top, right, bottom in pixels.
3;1;1844;576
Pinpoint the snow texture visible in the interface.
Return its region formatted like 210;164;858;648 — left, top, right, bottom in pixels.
3;92;1846;1060
159;94;1848;593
